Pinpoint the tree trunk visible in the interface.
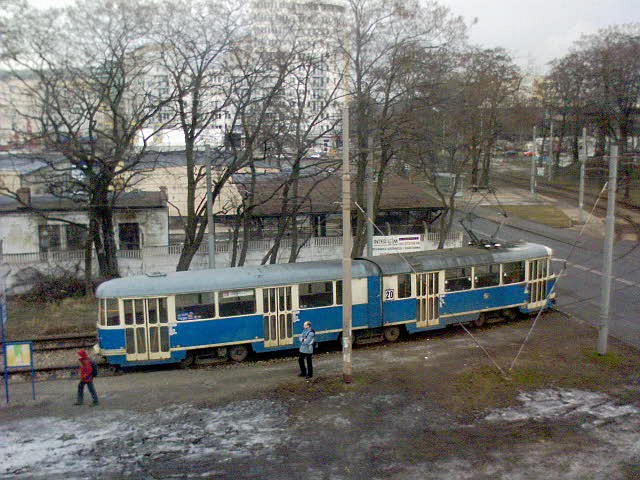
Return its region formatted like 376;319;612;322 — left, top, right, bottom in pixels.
84;217;96;297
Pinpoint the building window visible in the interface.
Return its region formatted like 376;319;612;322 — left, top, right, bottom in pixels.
175;292;216;321
299;281;333;308
38;225;62;252
398;274;412;298
66;224;87;250
119;223;140;250
219;289;256;317
474;264;500;288
444;267;472;292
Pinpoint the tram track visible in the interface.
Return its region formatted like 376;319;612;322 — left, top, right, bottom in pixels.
493;171;640;258
4;311;558;380
9;333;98;353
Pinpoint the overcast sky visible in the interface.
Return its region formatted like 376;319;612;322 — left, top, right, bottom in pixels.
445;0;639;72
27;0;640;73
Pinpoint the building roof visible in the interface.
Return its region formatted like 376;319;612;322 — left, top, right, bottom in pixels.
0;154;60;174
238;172;443;216
0;191;165;213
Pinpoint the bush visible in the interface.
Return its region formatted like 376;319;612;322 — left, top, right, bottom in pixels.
14;265;88;304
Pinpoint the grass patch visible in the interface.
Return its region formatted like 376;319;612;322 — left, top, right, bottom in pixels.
489;205;573;228
6;296;97;339
584;350;626;368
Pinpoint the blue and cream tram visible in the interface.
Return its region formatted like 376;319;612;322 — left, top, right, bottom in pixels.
95;242;557;368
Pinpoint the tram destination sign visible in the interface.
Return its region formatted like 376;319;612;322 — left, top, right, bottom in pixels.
373;235;423;255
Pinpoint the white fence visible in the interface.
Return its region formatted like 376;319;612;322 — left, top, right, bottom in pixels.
1;232;464;291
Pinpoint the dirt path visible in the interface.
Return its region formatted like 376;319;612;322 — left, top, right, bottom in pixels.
1;312;640;479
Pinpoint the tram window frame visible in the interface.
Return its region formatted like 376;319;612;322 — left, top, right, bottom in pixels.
502;261;525;284
397;273;412;298
218;289;256;317
299;281;333;308
102;298;120;326
175;292;216;321
444;267;472;292
474;264;500;288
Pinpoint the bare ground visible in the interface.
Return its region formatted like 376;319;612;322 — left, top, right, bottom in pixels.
1;311;640;479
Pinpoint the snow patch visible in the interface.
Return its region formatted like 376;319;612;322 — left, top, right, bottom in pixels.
0;400;289;479
485;388;639;423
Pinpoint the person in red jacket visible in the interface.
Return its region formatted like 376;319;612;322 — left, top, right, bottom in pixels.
75;350;99;406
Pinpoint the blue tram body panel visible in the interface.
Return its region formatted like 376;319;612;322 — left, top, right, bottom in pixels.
442;284;527;318
383;299;417;325
366;276;383;328
98;328;125;351
173;315;262;349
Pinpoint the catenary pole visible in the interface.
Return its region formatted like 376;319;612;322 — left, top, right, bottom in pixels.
342;35;353;384
366;135;374;257
598;142;618;354
579;128;587;223
205;146;215;269
530;126;536;194
547;121;554;180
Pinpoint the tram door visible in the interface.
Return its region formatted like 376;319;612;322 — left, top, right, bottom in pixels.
527;258;549;307
123;298;171;361
416;271;443;328
263;287;294;348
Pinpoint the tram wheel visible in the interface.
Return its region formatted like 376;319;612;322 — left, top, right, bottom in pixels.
473;313;487;328
228;345;250;362
179;352;195;369
383;325;401;342
501;308;519;321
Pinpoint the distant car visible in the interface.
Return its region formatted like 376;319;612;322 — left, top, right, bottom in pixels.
524;151;534;157
504;150;519;156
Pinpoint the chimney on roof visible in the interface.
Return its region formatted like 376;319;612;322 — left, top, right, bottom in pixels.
159;186;168;201
17;187;31;207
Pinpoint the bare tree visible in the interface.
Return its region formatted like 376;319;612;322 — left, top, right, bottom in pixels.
3;0;174;279
342;0;466;256
155;0;243;271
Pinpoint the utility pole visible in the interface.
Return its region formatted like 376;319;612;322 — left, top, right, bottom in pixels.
598;143;618;355
366;135;374;257
205;146;216;269
530;126;536;194
578;128;587;223
547;121;554;180
341;37;353;384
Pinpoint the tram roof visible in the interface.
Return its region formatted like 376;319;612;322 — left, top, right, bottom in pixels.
96;258;378;298
96;242;552;299
364;242;552;275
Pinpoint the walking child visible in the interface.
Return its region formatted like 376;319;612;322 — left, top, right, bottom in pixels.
75;349;99;406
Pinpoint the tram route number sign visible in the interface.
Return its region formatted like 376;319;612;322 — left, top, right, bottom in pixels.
5;342;32;368
385;289;394;300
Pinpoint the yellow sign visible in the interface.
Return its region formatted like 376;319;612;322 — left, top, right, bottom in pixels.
6;343;32;368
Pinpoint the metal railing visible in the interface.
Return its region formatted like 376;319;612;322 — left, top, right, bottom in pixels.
1;231;464;266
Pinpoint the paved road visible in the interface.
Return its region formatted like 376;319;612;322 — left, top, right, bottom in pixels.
466;209;640;348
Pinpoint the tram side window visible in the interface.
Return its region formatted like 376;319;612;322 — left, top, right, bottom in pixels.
104;299;120;326
474;264;500;288
502;261;525;284
398;274;412;298
175;292;216;321
336;280;342;305
444;267;472;292
219;289;256;317
299;282;333;308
